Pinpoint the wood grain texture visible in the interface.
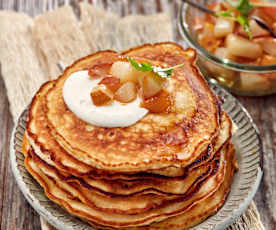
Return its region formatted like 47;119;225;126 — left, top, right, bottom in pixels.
0;76;42;230
0;0;275;230
237;96;276;230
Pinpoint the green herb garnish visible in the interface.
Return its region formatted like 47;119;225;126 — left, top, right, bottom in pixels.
226;0;254;39
236;15;252;39
128;58;152;72
215;0;254;39
128;58;184;78
226;0;254;15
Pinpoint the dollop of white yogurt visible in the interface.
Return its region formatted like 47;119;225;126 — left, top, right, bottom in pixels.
63;71;148;128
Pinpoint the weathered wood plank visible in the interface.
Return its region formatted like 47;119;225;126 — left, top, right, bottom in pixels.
0;76;41;230
238;96;276;230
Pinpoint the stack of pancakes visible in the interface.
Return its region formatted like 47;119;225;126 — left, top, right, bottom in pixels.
22;42;237;230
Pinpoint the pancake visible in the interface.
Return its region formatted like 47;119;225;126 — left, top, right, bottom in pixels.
24;141;227;227
44;42;220;172
27;147;213;214
26;80;212;180
21;134;29;157
22;42;237;229
25;81;231;195
89;144;236;230
26;80;203;179
148;108;233;176
22;138;212;215
23;138;230;221
30;146;213;197
26;81;97;177
24;133;219;199
25;78;231;197
26;45;229;179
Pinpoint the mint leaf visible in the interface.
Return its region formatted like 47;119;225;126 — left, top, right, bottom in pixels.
236;15;252;39
128;57;152;72
221;0;254;39
236;0;254;15
140;62;153;71
226;0;254;15
128;57;184;78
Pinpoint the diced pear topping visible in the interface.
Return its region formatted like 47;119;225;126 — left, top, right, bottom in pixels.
88;63;112;79
110;61;141;83
142;72;165;99
142;89;171;113
114;81;137;103
98;77;121;93
87;58;180;113
90;85;113;106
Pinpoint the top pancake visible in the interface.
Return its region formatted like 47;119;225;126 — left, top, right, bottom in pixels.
26;80;231;179
42;42;220;172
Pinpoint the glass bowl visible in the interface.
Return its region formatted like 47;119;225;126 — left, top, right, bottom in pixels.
178;0;276;96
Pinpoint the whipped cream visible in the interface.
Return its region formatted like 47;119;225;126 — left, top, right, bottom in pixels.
63;71;148;128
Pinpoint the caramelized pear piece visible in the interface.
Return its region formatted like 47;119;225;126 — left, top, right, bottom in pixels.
142;72;165;99
90;85;113;106
142;89;172;113
88;63;112;79
114;81;137;103
110;61;141;83
99;77;121;93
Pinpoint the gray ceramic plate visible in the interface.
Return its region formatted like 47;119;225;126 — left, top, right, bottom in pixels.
10;82;263;230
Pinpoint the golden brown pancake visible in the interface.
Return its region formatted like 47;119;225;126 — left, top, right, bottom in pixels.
89;144;236;230
26;81;221;182
27;147;213;214
25;75;231;197
26;83;230;197
22;42;237;229
28;139;215;197
26;81;96;177
24;142;227;227
43;43;220;172
21;134;29;157
22;133;235;229
22;137;218;216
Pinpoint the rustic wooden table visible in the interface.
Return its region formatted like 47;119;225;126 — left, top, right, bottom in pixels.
0;1;275;230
